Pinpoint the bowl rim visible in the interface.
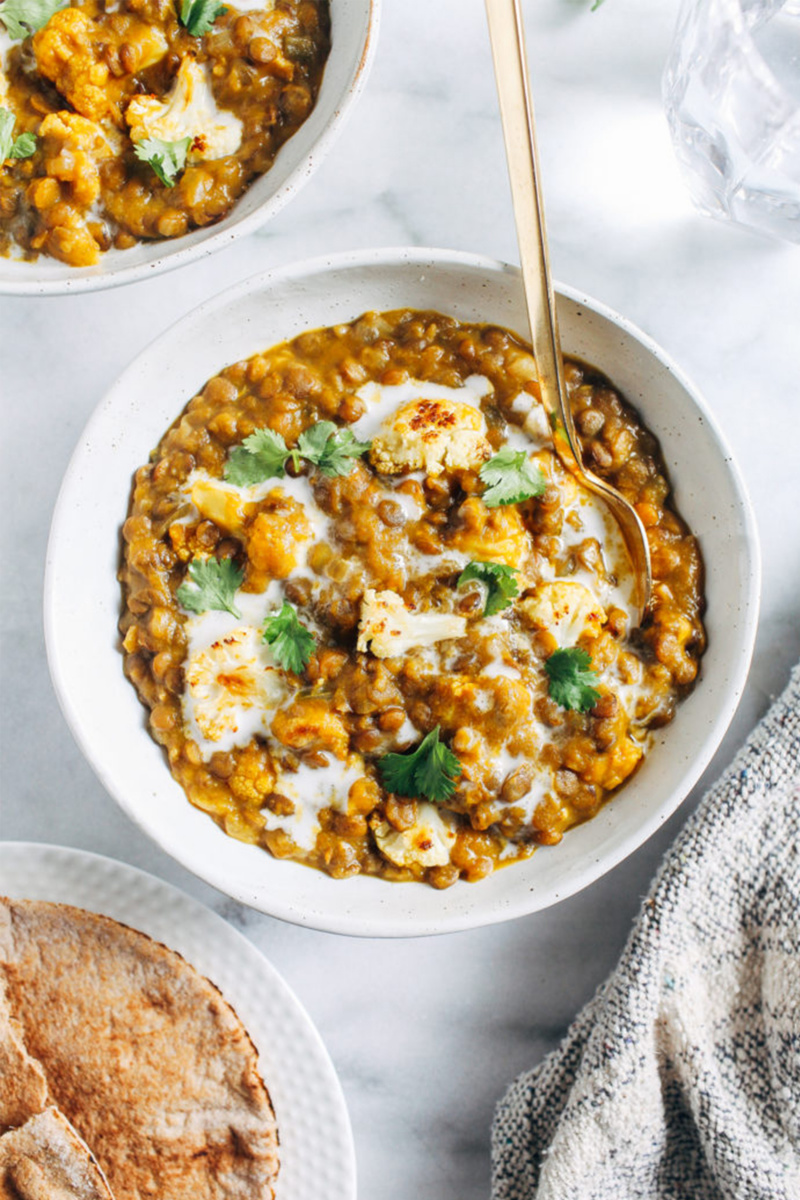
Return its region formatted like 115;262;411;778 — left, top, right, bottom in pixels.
0;0;380;298
43;245;761;935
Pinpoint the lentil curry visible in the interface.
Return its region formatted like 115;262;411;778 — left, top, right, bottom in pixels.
120;310;706;888
0;0;329;265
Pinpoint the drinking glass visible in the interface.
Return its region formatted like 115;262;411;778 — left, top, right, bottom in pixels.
663;0;800;242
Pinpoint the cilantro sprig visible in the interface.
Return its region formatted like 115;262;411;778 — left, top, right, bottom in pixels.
0;108;36;162
0;0;64;38
176;556;243;618
544;647;601;713
133;136;191;187
479;449;546;508
296;421;371;477
377;725;462;804
262;602;315;674
225;421;371;487
226;428;294;486
180;0;227;35
457;561;519;617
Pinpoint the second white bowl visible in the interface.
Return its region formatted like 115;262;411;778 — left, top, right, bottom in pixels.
0;0;379;296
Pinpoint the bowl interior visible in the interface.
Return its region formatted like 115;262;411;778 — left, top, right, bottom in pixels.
0;0;378;296
44;249;760;935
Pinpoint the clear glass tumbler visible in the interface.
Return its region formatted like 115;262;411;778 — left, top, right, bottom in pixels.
663;0;800;242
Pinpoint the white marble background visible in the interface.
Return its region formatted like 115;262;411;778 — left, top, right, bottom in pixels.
2;0;800;1196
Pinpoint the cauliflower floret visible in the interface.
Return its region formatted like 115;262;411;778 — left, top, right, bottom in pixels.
183;625;287;758
126;57;242;162
369;398;492;477
271;698;349;760
372;802;457;869
39;111;112;208
29;111;115;265
519;582;607;645
357;589;467;659
33;8;167;124
184;474;312;583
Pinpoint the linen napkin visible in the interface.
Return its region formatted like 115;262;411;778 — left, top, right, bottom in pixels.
492;664;800;1200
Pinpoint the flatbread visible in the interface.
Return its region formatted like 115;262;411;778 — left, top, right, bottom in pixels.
0;987;48;1131
0;900;279;1200
0;1108;113;1200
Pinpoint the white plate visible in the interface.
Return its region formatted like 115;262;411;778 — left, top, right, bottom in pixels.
44;247;760;936
0;0;379;296
0;842;357;1200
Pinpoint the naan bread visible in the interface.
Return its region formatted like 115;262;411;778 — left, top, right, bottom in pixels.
0;1108;114;1200
0;900;279;1200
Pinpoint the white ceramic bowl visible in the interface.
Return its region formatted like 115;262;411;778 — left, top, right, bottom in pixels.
44;248;760;936
0;0;378;297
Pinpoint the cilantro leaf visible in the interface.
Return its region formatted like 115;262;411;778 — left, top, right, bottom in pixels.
10;130;36;158
0;0;64;38
224;421;369;486
457;560;519;617
225;428;295;485
180;0;227;35
261;602;315;674
133;136;191;187
176;556;243;618
296;421;371;477
544;646;601;713
479;448;546;508
377;725;462;804
0;108;37;162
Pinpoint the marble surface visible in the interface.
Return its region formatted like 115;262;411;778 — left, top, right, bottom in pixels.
2;0;800;1196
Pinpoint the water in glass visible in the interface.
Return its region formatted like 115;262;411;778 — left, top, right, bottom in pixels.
663;0;800;242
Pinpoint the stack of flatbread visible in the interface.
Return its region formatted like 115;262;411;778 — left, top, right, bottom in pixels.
0;899;279;1200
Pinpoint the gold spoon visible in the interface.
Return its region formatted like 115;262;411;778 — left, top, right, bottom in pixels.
484;0;652;623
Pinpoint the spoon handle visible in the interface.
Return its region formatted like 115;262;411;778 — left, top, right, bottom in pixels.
484;0;576;458
485;0;652;620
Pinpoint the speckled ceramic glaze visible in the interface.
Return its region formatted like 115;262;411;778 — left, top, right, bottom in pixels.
0;841;357;1199
44;249;760;935
0;0;379;297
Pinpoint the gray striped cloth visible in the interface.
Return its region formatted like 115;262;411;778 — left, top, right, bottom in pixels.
492;664;800;1200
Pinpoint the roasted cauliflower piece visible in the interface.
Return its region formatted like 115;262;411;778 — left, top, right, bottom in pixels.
183;625;287;756
39;111;112;208
421;674;532;738
520;582;606;645
357;589;467;659
126;57;243;162
372;802;457;869
369;398;492;477
271;698;349;760
33;8;166;125
37;215;102;268
29;111;114;265
186;474;313;582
